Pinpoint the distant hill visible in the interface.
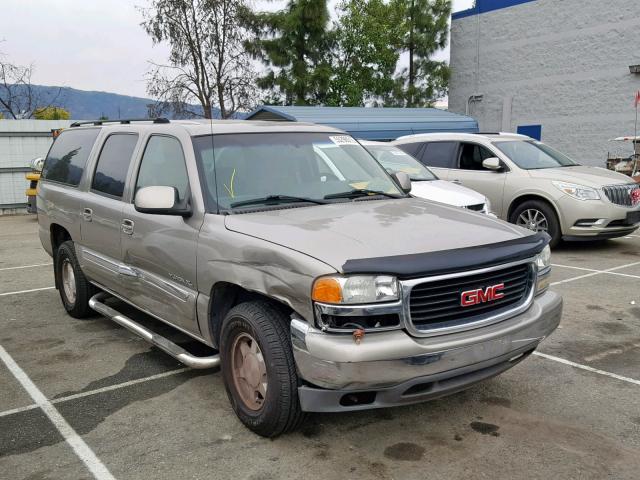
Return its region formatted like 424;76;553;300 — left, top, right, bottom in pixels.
4;85;217;120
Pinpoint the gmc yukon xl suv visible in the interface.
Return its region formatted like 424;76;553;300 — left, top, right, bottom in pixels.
37;119;562;437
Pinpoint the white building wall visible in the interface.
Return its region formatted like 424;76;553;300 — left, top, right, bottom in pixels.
449;0;640;166
0;120;73;209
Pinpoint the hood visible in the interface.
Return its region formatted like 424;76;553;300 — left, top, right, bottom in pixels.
528;165;634;187
410;179;486;207
225;198;530;272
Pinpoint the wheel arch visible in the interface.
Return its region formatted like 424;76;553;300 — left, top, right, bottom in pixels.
507;194;563;230
207;282;294;348
50;223;72;289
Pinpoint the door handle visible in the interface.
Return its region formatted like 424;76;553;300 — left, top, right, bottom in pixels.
121;219;134;235
451;179;462;185
82;208;92;222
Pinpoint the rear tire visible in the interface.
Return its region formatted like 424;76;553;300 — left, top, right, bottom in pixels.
220;301;304;437
510;200;561;248
55;240;96;318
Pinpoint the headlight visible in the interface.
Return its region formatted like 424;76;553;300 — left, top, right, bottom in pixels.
312;275;399;304
552;181;600;200
535;245;551;294
30;157;45;172
482;197;492;215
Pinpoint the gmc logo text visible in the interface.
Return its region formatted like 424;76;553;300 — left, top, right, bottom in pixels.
461;283;505;307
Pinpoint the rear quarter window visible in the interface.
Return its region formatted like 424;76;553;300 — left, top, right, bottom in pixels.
41;128;100;186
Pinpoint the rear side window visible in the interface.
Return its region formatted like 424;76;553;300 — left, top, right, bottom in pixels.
42;128;100;186
395;142;423;158
91;134;139;198
135;136;189;202
420;142;458;168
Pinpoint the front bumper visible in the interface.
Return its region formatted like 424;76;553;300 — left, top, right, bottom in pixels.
291;290;562;412
558;195;640;239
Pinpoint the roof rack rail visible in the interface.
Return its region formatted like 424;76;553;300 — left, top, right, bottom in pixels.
70;118;170;127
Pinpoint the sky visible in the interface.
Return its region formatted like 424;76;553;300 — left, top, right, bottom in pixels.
0;0;474;99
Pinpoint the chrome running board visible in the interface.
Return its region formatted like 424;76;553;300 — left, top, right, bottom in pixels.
89;292;220;369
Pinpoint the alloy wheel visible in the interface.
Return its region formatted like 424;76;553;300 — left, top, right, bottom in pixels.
516;208;549;233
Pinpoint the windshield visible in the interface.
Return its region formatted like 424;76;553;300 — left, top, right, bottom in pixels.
364;144;438;181
495;140;579;170
192;133;403;211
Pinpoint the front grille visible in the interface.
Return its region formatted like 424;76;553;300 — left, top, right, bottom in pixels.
408;263;534;332
465;203;485;212
602;184;640;207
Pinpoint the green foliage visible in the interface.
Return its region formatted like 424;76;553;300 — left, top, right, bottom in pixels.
247;0;333;105
395;0;452;107
33;106;70;120
328;0;405;106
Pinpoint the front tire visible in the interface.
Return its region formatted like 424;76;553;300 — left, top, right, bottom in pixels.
220;301;304;437
510;200;561;248
55;240;95;318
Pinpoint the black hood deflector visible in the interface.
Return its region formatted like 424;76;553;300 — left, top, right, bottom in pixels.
342;232;550;278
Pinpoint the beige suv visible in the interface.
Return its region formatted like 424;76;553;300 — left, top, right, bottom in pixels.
394;132;640;246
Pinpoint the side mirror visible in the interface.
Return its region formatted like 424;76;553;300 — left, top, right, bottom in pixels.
134;186;191;216
391;171;412;194
482;157;503;171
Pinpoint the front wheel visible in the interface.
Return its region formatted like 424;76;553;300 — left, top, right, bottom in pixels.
220;301;304;437
510;200;561;248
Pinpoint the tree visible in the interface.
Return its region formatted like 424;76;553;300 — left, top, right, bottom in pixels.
34;106;70;120
0;53;62;119
141;0;256;119
395;0;451;107
328;0;405;106
247;0;332;105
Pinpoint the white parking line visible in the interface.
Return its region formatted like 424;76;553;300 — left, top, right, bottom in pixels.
0;263;51;271
0;286;55;297
552;263;640;280
534;352;640;386
550;260;640;286
0;367;190;419
0;345;116;480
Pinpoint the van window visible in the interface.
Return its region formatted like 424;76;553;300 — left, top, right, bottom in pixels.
41;128;100;186
135;136;189;202
420;142;458;168
458;143;495;171
395;142;423;158
91;134;139;198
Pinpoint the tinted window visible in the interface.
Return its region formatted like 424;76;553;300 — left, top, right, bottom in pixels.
458;143;496;171
91;134;138;198
395;142;423;158
42;128;100;186
366;145;437;181
420;142;458;168
136;136;189;202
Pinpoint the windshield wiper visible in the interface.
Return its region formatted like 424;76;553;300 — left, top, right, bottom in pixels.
230;195;328;208
324;189;403;200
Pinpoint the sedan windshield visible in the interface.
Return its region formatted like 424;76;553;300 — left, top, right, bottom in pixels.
365;144;438;181
495;140;579;170
192;133;404;211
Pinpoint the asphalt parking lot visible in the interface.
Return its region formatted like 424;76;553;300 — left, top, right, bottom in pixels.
1;214;639;480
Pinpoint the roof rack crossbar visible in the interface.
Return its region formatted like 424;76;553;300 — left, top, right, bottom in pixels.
70;118;170;127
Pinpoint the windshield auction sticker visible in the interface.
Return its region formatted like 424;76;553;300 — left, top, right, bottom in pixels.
329;135;359;146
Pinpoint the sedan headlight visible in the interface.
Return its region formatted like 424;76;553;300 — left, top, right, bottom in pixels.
482;197;492;215
552;181;600;201
535;245;552;294
312;275;399;304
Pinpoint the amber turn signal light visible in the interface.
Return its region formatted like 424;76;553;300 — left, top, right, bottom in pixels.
312;277;342;303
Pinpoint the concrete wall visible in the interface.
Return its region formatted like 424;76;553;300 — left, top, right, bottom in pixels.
449;0;640;166
0;120;73;212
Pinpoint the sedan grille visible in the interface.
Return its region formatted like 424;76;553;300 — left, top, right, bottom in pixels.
408;263;535;332
602;184;640;207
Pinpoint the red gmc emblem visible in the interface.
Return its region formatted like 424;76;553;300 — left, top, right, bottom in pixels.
631;189;640;206
461;283;505;307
